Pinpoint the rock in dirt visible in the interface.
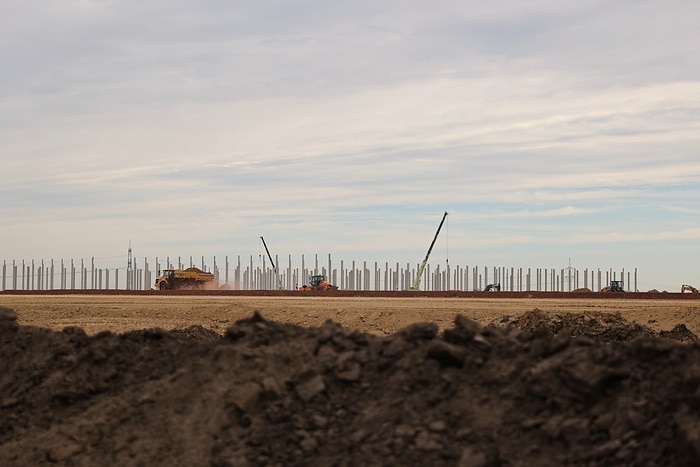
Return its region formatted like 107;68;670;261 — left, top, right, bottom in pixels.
0;310;699;466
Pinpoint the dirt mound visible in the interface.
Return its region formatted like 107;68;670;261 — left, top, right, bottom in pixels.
495;309;698;343
2;306;700;466
659;323;699;344
170;325;222;342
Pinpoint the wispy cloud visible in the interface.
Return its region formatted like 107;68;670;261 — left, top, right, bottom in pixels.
1;0;699;290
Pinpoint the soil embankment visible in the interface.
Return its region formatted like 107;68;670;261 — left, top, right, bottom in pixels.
1;294;699;466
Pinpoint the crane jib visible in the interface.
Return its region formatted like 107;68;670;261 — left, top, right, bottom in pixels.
410;211;448;290
422;211;448;263
260;236;277;270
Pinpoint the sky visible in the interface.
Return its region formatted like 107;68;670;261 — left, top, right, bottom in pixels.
1;0;699;292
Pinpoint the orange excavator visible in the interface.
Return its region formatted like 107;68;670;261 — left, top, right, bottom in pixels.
299;274;338;291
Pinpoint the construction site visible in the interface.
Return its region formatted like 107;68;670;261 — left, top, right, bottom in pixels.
0;253;650;293
1;213;700;466
4;214;696;295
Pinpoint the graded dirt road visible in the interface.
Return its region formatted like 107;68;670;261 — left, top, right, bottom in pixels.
2;293;700;336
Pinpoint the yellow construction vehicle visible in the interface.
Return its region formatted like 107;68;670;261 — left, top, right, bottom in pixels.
155;267;216;290
601;280;625;293
681;284;699;293
299;274;338;291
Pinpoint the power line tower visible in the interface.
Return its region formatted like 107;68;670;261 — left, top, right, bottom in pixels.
564;257;575;292
127;241;133;290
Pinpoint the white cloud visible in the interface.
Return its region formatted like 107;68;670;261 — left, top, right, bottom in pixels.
1;0;699;290
571;228;700;244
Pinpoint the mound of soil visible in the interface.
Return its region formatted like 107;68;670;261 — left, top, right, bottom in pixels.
1;305;700;466
494;309;698;344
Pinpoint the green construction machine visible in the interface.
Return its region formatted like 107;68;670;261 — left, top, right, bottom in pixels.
409;211;448;290
601;280;625;293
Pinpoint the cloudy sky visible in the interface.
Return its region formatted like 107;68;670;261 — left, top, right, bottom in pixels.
2;0;699;291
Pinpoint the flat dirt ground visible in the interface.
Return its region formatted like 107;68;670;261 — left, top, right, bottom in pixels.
2;293;700;336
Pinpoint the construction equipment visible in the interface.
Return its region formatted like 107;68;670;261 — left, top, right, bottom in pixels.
681;284;699;293
484;283;501;292
601;280;625;293
154;267;215;290
260;236;283;290
299;274;338;291
410;211;448;290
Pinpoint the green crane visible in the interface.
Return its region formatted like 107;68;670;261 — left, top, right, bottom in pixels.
409;211;448;290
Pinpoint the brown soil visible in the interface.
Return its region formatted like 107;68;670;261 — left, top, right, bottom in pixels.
1;293;700;466
4;293;700;336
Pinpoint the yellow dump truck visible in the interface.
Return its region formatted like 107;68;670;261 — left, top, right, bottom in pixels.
154;267;215;290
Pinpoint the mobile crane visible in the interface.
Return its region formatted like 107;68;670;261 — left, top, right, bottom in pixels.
409;211;448;290
260;236;284;290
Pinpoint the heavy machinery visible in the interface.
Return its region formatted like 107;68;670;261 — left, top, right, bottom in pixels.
154;267;215;290
484;283;501;292
260;236;283;290
299;274;338;291
681;284;699;293
601;280;625;293
410;211;448;290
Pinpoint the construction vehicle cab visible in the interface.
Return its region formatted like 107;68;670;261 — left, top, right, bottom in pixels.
681;284;699;293
601;280;624;293
484;283;501;292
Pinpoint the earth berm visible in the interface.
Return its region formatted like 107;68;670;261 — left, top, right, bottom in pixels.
1;305;699;466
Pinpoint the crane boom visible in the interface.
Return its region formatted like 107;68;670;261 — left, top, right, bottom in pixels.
410;211;448;290
260;236;283;289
